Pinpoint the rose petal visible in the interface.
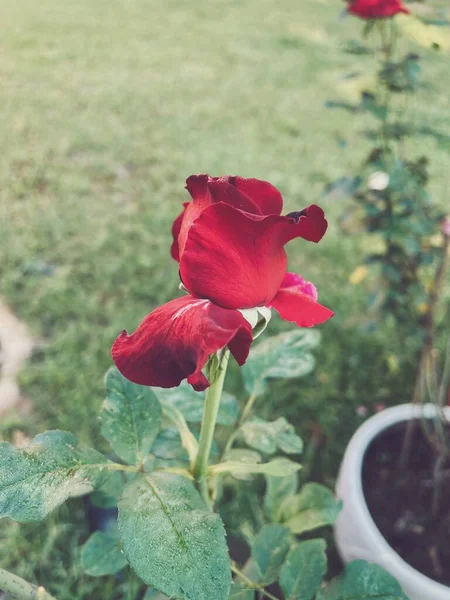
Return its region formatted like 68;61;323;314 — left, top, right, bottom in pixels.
209;176;283;216
170;203;189;261
348;0;409;19
279;272;318;301
187;371;210;392
208;177;263;214
177;176;215;259
180;202;328;309
174;175;286;260
269;272;334;327
283;204;328;244
112;295;253;389
231;177;283;216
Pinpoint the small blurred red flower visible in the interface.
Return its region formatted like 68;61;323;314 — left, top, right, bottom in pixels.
112;175;333;390
442;217;450;238
348;0;409;19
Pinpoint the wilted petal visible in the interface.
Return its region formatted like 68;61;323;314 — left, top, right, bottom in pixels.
112;295;253;389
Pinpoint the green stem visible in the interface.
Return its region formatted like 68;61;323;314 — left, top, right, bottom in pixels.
193;350;230;505
231;565;279;600
0;568;57;600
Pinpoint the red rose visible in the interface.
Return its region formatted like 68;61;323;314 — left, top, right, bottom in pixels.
348;0;409;19
112;175;333;390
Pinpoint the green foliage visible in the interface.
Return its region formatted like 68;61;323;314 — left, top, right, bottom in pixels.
241;330;320;397
279;483;342;535
218;483;265;543
353;149;444;338
155;381;238;426
212;457;301;478
81;531;127;577
251;524;292;585
0;431;108;522
317;560;409;600
240;417;303;455
336;14;448;348
118;473;231;600
143;590;170;600
264;472;299;522
379;54;421;93
90;470;125;508
228;583;255;599
279;539;327;600
152;428;189;464
101;367;162;465
158;400;198;466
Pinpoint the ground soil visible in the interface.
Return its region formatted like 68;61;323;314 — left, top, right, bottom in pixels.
362;420;450;587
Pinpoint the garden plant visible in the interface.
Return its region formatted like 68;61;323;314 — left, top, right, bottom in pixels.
0;175;410;599
337;0;448;352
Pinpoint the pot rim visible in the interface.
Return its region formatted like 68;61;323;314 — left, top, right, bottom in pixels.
337;402;450;593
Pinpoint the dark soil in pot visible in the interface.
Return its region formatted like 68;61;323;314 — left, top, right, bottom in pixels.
362;419;450;587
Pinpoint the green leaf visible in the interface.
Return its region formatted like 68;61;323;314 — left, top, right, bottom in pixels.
101;367;162;465
159;400;198;467
155;381;238;425
219;485;265;543
281;483;342;534
252;524;292;586
264;472;299;522
152;428;188;462
241;417;303;455
360;92;388;120
241;330;320;397
143;590;169;600
152;428;218;469
228;583;255;599
0;431;108;522
222;449;262;481
224;449;262;463
280;539;327;600
118;473;231;600
211;458;301;478
81;531;127;576
317;560;409;600
90;470;125;508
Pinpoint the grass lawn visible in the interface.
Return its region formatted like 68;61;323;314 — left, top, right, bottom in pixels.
0;0;449;597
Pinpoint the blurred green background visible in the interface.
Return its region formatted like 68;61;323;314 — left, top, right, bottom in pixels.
0;0;449;598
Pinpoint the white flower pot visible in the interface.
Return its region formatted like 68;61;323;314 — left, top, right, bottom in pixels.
334;403;450;600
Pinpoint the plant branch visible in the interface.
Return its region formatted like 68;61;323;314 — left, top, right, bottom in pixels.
399;235;450;471
0;568;57;600
193;350;230;506
231;565;280;600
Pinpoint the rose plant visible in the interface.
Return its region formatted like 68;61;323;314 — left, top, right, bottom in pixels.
330;1;448;350
0;177;409;599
